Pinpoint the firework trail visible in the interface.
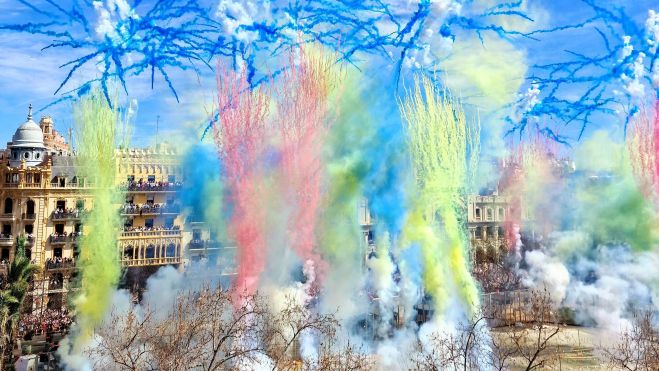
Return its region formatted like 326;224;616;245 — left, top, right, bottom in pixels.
627;101;659;202
62;90;122;356
213;64;269;296
400;75;481;317
274;47;342;287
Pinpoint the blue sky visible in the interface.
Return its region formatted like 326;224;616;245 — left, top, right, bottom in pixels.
0;0;656;147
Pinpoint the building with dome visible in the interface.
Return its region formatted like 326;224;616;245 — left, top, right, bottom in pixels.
0;105;191;312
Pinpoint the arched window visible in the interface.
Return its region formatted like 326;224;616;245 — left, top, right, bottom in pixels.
145;244;155;259
498;207;505;221
26;199;35;215
23;152;30;159
166;243;176;257
4;198;13;214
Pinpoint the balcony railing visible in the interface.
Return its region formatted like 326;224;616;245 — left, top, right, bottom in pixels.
0;213;14;220
52;210;83;220
0;234;13;244
22;213;36;220
118;229;182;239
49;235;68;244
120;204;181;216
123;182;182;192
120;256;182;267
45;258;76;271
189;240;222;250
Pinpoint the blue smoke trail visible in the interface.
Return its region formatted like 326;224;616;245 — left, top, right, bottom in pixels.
2;0;536;111
508;1;659;142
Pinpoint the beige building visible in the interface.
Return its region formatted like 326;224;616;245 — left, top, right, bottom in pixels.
0;106;192;310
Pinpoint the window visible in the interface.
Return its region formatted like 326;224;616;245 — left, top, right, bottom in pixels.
498;226;505;238
25;224;33;234
474;208;481;220
475;227;482;239
4;198;12;214
147;175;156;183
23;152;29;159
34;174;40;183
75;223;82;233
486;208;493;221
56;200;66;211
54;248;62;258
2;224;11;235
12;151;17;160
26;200;35;215
145;219;154;228
124;218;134;228
125;196;134;204
59;177;65;187
498;208;504;221
26;173;32;183
146;195;155;205
55;224;64;234
35;153;40;159
1;248;8;260
11;174;18;183
165;217;174;229
168;175;175;183
487;226;495;239
166;243;176;257
76;199;85;210
367;230;374;245
145;245;155;259
192;229;202;240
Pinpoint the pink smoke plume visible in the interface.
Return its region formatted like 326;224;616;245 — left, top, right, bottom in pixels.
500;131;559;248
213;64;269;297
274;48;335;290
627;100;659;203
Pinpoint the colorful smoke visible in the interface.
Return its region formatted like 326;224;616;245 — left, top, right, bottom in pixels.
62;90;122;358
400;75;481;318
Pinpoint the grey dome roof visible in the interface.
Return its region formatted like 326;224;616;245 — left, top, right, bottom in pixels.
11;104;45;149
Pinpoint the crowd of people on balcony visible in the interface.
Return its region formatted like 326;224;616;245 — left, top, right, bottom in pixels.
18;308;72;340
125;179;182;191
45;257;75;270
49;275;64;289
122;225;181;232
52;207;82;219
121;202;180;215
50;231;81;241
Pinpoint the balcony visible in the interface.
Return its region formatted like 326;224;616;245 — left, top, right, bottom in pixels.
22;213;36;220
123;182;182;193
0;213;15;220
45;258;76;271
120;204;181;216
25;236;35;246
119;229;181;239
0;234;13;245
49;235;68;245
188;240;222;250
52;210;83;220
121;256;182;267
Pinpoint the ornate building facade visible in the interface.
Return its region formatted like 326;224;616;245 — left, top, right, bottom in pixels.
0;106;191;310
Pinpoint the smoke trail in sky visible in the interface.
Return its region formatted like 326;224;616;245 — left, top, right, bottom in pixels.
274;47;342;287
400;75;481;319
213;64;269;296
59;90;122;367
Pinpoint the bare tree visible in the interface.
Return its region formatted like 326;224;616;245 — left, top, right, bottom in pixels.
88;307;158;370
86;284;372;370
603;310;659;371
499;289;562;371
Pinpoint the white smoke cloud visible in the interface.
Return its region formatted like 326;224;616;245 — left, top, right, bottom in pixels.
521;249;570;304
